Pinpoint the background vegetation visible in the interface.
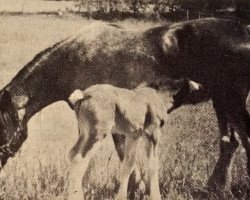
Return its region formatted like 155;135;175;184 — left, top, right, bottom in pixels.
1;0;249;21
41;0;247;21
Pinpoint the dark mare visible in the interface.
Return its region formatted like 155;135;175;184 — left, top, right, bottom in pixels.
0;18;249;198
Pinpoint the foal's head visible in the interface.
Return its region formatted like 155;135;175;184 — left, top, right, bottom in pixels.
148;78;204;113
0;90;27;169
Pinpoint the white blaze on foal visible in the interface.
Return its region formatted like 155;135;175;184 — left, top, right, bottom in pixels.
67;84;174;200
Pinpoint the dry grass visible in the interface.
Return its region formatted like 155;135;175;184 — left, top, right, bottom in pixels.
0;15;249;200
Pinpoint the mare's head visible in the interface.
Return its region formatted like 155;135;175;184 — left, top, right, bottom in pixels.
0;90;27;169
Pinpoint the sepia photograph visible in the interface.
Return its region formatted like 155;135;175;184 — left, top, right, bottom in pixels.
0;0;249;199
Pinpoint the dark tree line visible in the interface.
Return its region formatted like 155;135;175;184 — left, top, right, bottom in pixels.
43;0;250;22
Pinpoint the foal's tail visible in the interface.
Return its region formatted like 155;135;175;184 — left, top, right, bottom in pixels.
68;89;93;111
68;89;92;160
68;89;84;110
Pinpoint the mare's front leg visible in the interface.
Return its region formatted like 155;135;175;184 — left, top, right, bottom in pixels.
115;135;140;200
207;99;239;196
208;87;250;199
225;97;250;200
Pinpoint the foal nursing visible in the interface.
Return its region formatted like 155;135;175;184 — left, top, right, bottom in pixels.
67;80;199;200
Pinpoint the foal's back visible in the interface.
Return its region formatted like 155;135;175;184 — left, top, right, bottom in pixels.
72;84;169;134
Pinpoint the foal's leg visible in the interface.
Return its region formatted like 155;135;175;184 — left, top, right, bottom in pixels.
207;101;239;194
144;129;161;200
115;136;140;200
112;134;142;179
68;136;103;199
112;133;142;198
68;118;111;200
112;134;126;161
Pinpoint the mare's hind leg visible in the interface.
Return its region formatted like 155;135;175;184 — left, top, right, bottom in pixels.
115;135;140;200
207;101;239;195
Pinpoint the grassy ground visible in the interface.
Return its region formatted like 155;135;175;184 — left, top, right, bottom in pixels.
0;15;249;200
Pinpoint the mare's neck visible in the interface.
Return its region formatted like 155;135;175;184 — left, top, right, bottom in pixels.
6;78;68;124
4;42;75;123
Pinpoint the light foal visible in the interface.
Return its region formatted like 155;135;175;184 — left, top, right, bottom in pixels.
67;82;185;200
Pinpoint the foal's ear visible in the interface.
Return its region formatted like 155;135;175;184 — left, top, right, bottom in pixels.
0;90;13;111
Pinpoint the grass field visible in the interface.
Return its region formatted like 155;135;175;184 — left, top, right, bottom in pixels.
0;15;249;200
